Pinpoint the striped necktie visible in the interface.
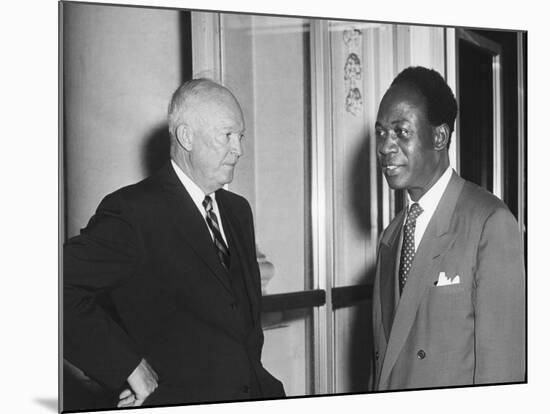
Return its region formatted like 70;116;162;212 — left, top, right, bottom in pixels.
203;195;231;271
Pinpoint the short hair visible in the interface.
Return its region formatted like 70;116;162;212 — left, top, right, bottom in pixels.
391;66;458;139
167;78;226;140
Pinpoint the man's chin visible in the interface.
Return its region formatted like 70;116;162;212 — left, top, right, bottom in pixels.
384;176;407;190
218;173;234;188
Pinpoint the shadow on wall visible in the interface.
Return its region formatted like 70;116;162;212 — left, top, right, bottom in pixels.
350;133;372;232
34;398;58;412
346;131;376;392
142;123;171;176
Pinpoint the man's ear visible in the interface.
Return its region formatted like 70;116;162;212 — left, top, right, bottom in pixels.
175;124;193;151
433;124;450;151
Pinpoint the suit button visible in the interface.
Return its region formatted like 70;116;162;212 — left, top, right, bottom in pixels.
417;350;426;360
242;385;250;393
375;351;379;361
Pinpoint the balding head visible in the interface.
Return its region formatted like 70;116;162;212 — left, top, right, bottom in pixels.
167;79;245;194
168;79;241;140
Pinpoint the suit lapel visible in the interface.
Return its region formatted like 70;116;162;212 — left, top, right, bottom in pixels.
217;191;261;326
158;164;234;296
379;210;406;341
379;172;465;386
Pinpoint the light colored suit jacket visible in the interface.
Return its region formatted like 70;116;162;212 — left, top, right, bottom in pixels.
372;172;525;391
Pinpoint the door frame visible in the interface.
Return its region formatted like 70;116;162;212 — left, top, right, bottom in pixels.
455;28;504;199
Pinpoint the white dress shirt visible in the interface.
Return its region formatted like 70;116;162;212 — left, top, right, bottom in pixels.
171;159;229;246
406;166;453;251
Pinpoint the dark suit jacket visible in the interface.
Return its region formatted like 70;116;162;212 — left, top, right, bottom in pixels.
64;163;284;406
372;172;525;390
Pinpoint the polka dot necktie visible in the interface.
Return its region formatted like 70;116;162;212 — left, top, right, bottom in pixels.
203;195;231;271
398;203;423;295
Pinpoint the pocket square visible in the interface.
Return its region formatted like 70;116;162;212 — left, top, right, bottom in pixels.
435;272;460;286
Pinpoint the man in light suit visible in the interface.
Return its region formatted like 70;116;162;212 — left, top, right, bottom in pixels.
63;79;285;409
371;66;525;391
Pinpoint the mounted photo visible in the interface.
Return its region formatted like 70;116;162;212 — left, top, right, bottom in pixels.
60;1;527;412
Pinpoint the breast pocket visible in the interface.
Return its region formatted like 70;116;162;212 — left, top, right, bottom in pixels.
432;284;466;294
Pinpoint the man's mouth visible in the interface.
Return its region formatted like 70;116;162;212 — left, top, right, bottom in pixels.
382;164;404;176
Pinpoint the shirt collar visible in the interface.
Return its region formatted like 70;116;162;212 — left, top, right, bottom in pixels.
170;159;216;211
407;166;453;216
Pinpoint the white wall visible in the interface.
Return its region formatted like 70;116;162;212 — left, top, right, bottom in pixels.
63;2;184;237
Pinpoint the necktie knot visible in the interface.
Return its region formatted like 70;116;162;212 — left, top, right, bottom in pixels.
407;203;423;223
202;195;213;212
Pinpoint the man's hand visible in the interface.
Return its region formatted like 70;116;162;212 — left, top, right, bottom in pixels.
117;358;159;408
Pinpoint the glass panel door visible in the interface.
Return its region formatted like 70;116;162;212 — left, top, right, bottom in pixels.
216;12;315;396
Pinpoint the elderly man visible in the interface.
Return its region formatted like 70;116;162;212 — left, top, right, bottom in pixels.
371;66;525;391
64;79;285;408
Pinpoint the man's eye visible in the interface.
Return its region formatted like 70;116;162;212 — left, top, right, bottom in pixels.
395;128;410;138
226;132;244;141
229;132;244;141
375;128;385;138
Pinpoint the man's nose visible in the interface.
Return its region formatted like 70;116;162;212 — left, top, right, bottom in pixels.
230;135;243;157
378;133;397;155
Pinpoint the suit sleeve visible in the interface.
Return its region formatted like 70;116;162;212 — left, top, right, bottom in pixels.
473;206;525;383
63;193;143;389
